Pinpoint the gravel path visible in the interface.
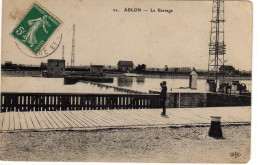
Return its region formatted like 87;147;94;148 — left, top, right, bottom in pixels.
0;125;250;163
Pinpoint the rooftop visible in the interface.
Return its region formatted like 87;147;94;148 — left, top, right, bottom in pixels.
118;61;134;66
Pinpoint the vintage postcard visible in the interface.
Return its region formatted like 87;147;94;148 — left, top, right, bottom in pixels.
0;0;252;163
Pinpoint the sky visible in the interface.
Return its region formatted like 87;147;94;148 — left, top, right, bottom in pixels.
1;0;253;70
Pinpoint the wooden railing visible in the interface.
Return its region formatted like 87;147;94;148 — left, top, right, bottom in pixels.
0;93;161;112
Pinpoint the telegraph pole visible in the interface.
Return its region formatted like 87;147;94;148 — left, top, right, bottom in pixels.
71;24;75;68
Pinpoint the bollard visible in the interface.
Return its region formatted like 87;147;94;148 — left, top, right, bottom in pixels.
209;116;223;138
189;70;198;89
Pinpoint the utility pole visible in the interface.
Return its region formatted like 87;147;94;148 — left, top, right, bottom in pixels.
71;24;75;68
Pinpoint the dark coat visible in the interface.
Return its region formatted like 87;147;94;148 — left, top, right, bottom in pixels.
160;86;167;100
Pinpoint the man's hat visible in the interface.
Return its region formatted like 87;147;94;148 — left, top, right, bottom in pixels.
162;81;166;85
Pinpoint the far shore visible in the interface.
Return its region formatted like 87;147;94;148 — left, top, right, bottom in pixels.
1;70;252;81
105;73;252;80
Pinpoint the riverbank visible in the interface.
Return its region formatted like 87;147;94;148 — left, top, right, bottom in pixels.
105;73;252;80
0;125;250;162
1;70;252;81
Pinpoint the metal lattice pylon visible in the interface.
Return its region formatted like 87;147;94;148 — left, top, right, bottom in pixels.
208;0;226;84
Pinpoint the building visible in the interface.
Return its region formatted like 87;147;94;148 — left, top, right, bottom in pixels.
117;61;134;72
90;65;104;76
5;61;12;67
40;62;47;70
219;65;235;76
45;59;65;77
104;65;118;70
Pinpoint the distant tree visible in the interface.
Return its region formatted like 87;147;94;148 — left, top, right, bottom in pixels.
136;64;146;73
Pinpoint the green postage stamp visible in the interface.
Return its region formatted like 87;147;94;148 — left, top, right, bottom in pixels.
11;3;61;54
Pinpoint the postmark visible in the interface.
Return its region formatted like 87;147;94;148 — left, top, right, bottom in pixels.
15;33;62;58
11;2;61;56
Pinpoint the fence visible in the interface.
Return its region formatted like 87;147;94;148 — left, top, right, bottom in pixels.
1;93;161;112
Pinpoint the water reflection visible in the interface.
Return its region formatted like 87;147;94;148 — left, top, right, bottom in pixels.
136;77;145;85
117;77;133;87
117;76;145;87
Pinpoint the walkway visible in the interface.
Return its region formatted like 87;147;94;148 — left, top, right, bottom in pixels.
0;107;251;132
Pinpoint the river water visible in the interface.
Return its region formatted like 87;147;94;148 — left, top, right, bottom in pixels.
1;77;124;94
1;76;251;93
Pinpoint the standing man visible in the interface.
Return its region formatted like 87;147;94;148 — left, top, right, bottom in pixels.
160;81;167;116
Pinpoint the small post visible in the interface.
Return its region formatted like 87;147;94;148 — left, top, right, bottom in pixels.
189;69;198;89
209;116;223;138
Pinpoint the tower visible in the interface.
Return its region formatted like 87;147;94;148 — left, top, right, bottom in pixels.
71;24;75;68
208;0;226;84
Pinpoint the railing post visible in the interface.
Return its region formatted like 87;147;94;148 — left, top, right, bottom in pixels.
118;96;121;109
0;95;2;113
1;93;161;112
